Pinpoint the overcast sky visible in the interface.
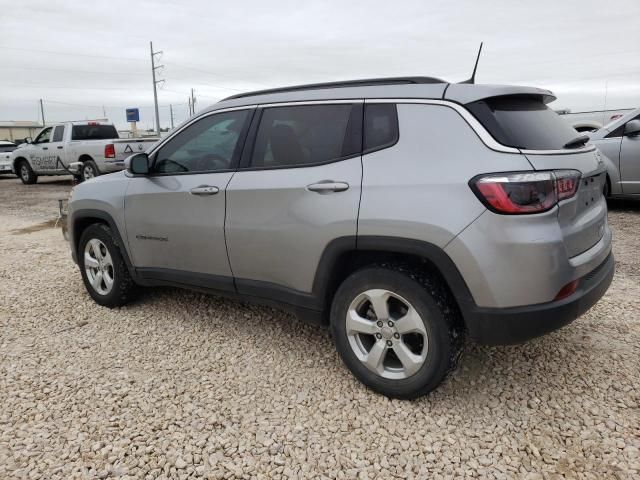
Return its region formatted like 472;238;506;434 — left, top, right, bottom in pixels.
1;0;639;130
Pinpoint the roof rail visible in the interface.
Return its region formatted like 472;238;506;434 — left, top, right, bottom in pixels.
223;76;447;101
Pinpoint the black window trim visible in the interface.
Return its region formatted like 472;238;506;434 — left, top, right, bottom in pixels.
147;108;256;177
238;101;366;172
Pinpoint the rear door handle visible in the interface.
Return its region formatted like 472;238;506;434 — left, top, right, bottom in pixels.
42;147;48;150
57;146;63;149
307;181;349;193
190;185;219;196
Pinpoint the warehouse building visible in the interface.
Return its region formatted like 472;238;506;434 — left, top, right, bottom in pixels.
0;121;44;143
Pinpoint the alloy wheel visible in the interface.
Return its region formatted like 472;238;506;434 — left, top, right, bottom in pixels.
84;239;114;295
346;289;428;380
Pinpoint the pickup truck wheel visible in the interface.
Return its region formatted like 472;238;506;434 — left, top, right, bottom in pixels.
79;224;137;308
330;264;464;399
81;160;100;181
18;160;38;184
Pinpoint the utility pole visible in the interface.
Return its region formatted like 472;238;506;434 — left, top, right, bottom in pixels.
39;99;45;126
150;41;164;136
191;88;196;115
169;104;175;129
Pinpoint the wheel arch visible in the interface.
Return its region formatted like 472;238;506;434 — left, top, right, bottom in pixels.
13;156;28;171
313;236;476;325
71;209;134;275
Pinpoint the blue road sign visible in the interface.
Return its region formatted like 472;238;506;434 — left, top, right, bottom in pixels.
126;108;140;122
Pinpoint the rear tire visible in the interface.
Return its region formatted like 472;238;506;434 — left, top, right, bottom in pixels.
79;224;138;308
17;160;38;184
330;264;464;399
81;160;100;181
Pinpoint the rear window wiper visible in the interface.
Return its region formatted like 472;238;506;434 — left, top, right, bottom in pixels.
563;134;590;149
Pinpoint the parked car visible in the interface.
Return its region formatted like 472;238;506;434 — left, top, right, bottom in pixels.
588;107;640;197
0;141;18;176
557;108;634;133
64;77;614;398
11;121;158;184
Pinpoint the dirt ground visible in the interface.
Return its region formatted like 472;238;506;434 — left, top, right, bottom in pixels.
0;174;638;479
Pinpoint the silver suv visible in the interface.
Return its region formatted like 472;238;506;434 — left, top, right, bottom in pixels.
66;77;614;398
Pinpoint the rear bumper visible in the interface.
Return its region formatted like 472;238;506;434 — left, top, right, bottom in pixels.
465;252;614;345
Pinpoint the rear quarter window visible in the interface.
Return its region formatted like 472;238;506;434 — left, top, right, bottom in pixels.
364;103;399;153
467;96;579;150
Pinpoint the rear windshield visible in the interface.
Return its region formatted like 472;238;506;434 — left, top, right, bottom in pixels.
71;124;119;141
466;96;579;150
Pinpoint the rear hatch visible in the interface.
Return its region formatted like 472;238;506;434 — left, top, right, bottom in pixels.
466;94;608;258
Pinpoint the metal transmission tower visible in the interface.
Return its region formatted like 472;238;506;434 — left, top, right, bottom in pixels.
150;41;165;136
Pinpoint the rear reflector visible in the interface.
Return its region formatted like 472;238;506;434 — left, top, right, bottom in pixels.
470;170;581;215
554;279;579;301
104;144;115;158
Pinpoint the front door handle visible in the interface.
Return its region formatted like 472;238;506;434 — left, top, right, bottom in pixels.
190;185;219;196
57;146;63;149
42;147;48;150
307;181;349;193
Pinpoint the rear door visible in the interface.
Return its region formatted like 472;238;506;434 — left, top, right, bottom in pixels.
225;102;363;306
124;108;253;289
49;124;67;168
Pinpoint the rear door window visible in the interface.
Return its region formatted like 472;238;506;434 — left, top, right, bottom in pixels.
52;125;65;142
249;104;362;168
467;96;580;150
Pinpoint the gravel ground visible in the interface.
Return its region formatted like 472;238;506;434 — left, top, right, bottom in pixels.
0;175;638;479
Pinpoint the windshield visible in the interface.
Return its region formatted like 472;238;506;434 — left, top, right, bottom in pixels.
467;95;579;150
71;124;119;141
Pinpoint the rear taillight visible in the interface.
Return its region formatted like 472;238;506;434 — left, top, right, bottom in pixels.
469;170;581;215
104;144;115;158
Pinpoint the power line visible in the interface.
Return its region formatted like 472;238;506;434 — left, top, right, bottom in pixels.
164;61;273;88
2;65;146;76
0;83;151;91
0;45;141;62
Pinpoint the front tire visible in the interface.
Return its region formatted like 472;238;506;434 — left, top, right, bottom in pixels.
79;224;137;307
331;265;463;399
17;160;38;184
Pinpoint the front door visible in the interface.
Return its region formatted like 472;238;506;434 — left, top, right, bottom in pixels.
29;126;55;173
124;108;253;290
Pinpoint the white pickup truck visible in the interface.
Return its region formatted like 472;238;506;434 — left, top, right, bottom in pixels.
11;121;159;184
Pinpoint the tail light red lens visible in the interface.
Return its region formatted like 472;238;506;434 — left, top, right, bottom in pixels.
470;170;581;215
104;144;115;158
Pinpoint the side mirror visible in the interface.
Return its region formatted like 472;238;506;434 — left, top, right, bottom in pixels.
125;153;150;175
24;137;32;144
624;119;640;137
